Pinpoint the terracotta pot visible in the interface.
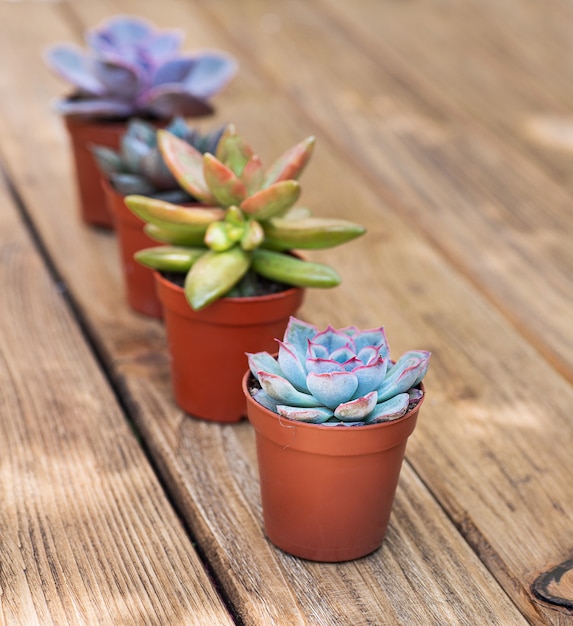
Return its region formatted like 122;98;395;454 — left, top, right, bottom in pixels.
101;180;163;318
155;273;305;422
244;372;425;562
64;116;133;228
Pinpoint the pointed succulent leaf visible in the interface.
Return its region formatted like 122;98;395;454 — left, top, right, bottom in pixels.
377;351;431;402
214;124;255;176
185;247;250;310
247;352;284;383
263;217;366;250
110;173;155;196
365;394;410;424
144;223;207;247
283;317;318;364
134;246;205;272
157;130;215;202
203;153;247;207
263;136;315;187
277;405;333;423
259;372;322;407
240;180;301;220
241;154;265;195
90;146;124;177
125;195;224;227
240;219;264;251
334;391;378;422
277;340;309;393
251;249;340;288
306;371;359;409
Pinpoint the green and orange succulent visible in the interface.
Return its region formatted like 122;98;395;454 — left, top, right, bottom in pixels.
125;125;366;310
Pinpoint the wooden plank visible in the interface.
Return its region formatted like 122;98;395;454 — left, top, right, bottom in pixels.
0;0;561;623
0;152;232;623
193;0;573;383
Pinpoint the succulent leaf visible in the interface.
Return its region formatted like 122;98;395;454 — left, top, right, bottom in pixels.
365;394;410;424
306;371;359;410
90;146;124;177
377;351;431;402
158;130;215;203
240;180;301;220
263;136;316;187
259;372;322;408
111;173;156;196
247;351;284;382
134;246;204;272
185;247;250;310
214;124;254;176
144;223;207;247
277;405;333;423
263;217;366;250
277;340;309;393
251;249;340;288
125;195;224;227
204;222;239;252
240;219;264;251
333;391;378;421
203;153;247;207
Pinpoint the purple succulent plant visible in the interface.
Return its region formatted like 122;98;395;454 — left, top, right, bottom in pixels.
45;15;237;119
247;317;430;425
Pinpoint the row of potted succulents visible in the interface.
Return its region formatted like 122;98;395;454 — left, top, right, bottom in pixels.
46;15;431;563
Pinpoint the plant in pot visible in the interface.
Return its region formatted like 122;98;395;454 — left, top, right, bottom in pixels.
91;117;224;317
124;125;366;422
244;316;431;562
45;14;237;227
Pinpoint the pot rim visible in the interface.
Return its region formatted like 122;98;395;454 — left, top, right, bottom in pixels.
242;369;424;455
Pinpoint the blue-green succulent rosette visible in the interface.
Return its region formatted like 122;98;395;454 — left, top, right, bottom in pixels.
247;317;430;426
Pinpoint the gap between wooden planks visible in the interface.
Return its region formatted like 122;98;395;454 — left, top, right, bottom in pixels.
0;167;233;622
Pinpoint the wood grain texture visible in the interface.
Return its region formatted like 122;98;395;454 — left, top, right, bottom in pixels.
195;0;573;386
0;170;232;622
0;0;570;624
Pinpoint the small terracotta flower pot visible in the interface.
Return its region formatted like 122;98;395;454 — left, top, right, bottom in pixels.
155;273;304;422
102;179;163;318
64;116;131;228
243;372;424;562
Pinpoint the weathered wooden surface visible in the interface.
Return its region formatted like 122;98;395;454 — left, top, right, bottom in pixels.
1;0;573;623
0;129;232;625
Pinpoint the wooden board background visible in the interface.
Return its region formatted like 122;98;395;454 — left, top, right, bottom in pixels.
1;0;572;623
